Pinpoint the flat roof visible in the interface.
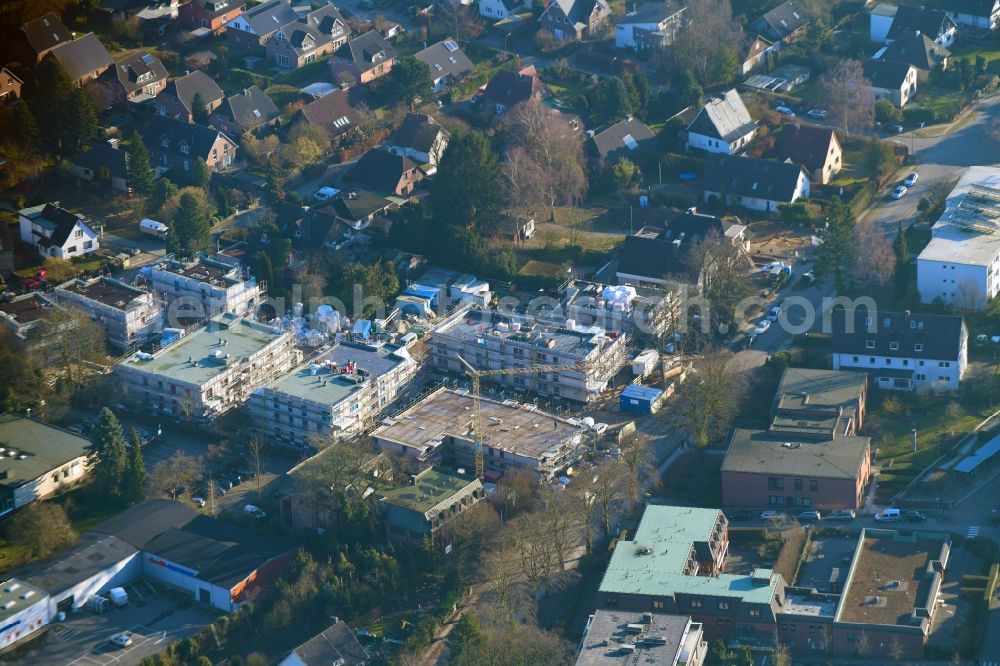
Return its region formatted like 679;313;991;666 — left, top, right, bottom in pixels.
0;414;90;488
118;313;290;386
435;309;610;359
0;292;57;326
57;276;149;310
151;257;241;287
380;467;480;514
575;610;694;666
258;342;409;406
774;368;865;415
722;429;870;480
16;533;139;595
0;579;48;622
599;505;781;603
919;167;1000;266
372;387;583;460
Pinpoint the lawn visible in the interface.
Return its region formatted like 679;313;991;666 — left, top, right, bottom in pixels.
949;42;1000;75
273;59;334;89
660;451;723;507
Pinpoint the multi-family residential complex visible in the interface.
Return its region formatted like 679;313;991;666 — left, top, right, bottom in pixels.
371;387;587;479
575;610;706;666
141;255;262;323
379;467;484;549
249;341;419;451
53;276;163;351
429;308;629;403
561;280;680;340
115;313;297;420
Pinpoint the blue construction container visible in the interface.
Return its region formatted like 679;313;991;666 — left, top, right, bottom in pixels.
620;384;664;414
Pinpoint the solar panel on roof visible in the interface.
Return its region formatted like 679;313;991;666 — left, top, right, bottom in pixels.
444;39;458;52
141;54;155;65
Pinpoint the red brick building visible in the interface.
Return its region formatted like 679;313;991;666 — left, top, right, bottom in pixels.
331;31;396;84
180;0;245;34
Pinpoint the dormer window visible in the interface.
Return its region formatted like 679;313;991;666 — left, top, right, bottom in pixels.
161;137;169;148
865;340;875;349
914;343;923;352
889;342;899;351
180;143;189;155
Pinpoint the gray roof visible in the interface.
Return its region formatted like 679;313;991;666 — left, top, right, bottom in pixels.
722;429;870;480
347;148;419;194
144;115;233;161
863;59;914;89
329;191;392;222
751;0;810;41
389;113;445;154
774;368;866;414
15;534;139;595
616;212;727;281
49;33;112;82
831;309;966;362
613;1;685;25
592;117;656;159
239;0;299;36
415;38;474;82
887;6;956;41
163;70;224;115
880;33;950;71
289;621;369;665
73;144;128;181
279;5;350;55
21;12;72;55
340;30;396;74
111;51;168;95
575;610;693;666
945;0;998;17
547;0;610;28
701;155;806;202
0;414;90;490
686;89;757;143
219;86;279;131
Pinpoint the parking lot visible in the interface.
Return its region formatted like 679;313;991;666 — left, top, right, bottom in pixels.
4;581;217;666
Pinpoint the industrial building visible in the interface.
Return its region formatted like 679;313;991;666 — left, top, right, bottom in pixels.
115;312;298;420
141;254;262;322
371;387;587;478
379;467;484;549
0;415;90;516
575;610;706;666
249;341;419;451
0;579;49;650
53;276;163;351
429;308;629;403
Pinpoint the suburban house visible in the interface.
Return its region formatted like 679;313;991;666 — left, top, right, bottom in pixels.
741;35;777;75
539;0;611;41
415;38;473;92
701;155;810;213
379;467;485;548
156;70;225;121
71;142;129;193
329;191;394;231
331;31;396;84
478;0;524;20
591;116;656;163
210;86;280;136
0;68;23;102
386;113;448;166
613;1;686;51
748;0;810;47
863;59;918;108
946;0;1000;30
266;5;351;69
483;65;543;114
885;6;957;47
297;87;367;140
831;309;968;392
685;90;758;155
274;202;340;252
134;0;182;38
278;620;369;666
876;33;950;81
180;0;245;34
225;0;299;49
347;148;423;196
21;12;72;63
104;52;168;105
48;34;113;86
143;115;238;173
777;125;842;185
18;203;100;259
499;214;536;242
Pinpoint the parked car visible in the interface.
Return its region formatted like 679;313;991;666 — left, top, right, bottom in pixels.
217;478;234;491
806;108;829;119
776;106;796;117
314;186;340;201
875;508;901;522
767;305;782;321
892;185;907;199
797;510;822;522
903;510;927;523
889;124;904;133
110;633;133;648
827;510;856;521
191;496;206;508
761;510;787;520
904;172;919;187
244;504;266;519
727;509;754;522
753;319;772;335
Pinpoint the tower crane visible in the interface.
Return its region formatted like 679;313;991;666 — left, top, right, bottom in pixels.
455;354;587;478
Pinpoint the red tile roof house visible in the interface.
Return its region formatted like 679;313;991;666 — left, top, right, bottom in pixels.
482;65;543;115
347;148;423;196
331;31;396;84
48;33;113;86
777;124;842;185
143;115;238;173
210;86;280;136
102;51;169;106
0;68;23;103
156;70;225;121
266;5;351;69
224;0;299;50
180;0;245;34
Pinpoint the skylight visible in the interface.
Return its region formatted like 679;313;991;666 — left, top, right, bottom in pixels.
141;54;155;65
444;39;459;52
333;116;350;128
622;134;638;150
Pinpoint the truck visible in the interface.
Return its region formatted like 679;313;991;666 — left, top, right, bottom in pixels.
108;587;128;607
139;218;169;239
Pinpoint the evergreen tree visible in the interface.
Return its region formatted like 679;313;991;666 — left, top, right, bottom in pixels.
191;92;209;125
170;191;212;256
431;131;502;233
13;102;39;153
253;251;274;289
605;77;638;120
32;57;98;154
814;198;857;294
186;157;210;189
628;70;650;107
150;177;178;215
894;220;909;296
125;130;154;196
677;69;703;111
214;185;230;218
387;55;433;109
88;408;128;496
123;429;147;504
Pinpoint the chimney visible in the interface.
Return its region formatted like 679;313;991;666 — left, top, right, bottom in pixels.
107;137;119;150
904;309;911;318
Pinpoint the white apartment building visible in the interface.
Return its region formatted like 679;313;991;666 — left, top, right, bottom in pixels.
115;312;298;420
141;255;262;323
249;341;420;452
53;276;163;351
917;167;1000;310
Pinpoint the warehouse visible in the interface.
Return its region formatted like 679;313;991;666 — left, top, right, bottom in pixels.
0;579;49;650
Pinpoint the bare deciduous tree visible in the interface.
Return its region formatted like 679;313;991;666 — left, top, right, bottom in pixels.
853;219;896;289
8;502;78;559
501;146;544;218
582;458;631;537
667;0;743;84
247;433;267;500
149;451;203;498
817;60;875;135
685;230;753;334
671;349;748;449
618;434;656;503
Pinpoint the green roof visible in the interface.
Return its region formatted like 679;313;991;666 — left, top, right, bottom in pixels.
599;505;780;603
721;429;870;480
381;467;480;514
0;414;90;488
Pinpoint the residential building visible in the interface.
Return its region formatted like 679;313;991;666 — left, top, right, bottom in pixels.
0;415;90;516
249;341;419;451
591;117;656;163
882;5;957;47
685;90;757;155
21;12;72;63
267;5;351;69
331;31;396;84
48;34;113;86
371;387;587;478
210;86;280;136
53;276;163;350
386;113;449;166
539;0;611;41
329;191;394;231
297;87;367;140
771;367;868;436
104;51;168;105
143;115;237;172
396;266;491;314
115;312;298;419
141;255;262;320
156;70;225;121
0;68;23;103
379;467;485;547
498;214;535;242
945;0;1000;30
741;35;777;75
701;155;810;213
135;0;182;38
613;2;685;51
415;38;473;91
917;167;1000;308
180;0;245;34
0;292;59;344
831;309;967;392
225;0;299;49
483;65;543;114
71;142;129;193
777;125;842;184
863;60;917;108
876;33;950;81
748;0;810;46
479;0;523;20
0;218;12;276
560;279;681;339
575;611;706;666
279;620;369;666
275;201;341;252
18;203;100;259
347;148;423;196
429;307;630;403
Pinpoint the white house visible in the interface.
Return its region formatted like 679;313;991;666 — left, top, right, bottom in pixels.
879;5;957;48
947;0;1000;30
832;309;967;393
386;113;449;166
869;3;897;42
685;89;758;155
701;155;809;213
613;2;685;51
18;203;99;259
917;167;1000;309
863;60;917;108
479;0;522;19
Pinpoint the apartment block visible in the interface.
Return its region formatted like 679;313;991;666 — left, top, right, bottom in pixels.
53;276;163;351
379;467;484;549
141;255;262;323
575;610;706;666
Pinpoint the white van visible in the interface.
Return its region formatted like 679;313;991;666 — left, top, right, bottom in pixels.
875;508;901;522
